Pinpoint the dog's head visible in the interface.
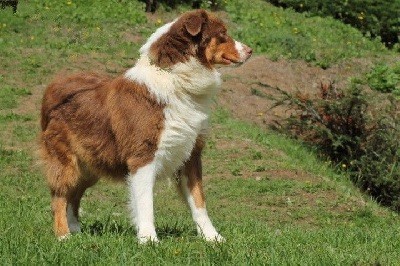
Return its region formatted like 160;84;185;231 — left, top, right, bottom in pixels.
140;9;252;69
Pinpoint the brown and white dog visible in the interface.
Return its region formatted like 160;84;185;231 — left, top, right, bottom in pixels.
39;9;252;243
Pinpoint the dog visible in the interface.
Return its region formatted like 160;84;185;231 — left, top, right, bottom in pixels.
39;9;252;243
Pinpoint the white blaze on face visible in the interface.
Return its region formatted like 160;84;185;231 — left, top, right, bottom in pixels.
234;41;250;62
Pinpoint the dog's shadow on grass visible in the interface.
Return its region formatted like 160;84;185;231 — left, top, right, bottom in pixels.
82;219;196;240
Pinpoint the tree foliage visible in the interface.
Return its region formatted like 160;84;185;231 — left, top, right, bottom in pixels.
266;0;400;48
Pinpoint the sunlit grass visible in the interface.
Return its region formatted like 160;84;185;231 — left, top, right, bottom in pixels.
0;1;399;264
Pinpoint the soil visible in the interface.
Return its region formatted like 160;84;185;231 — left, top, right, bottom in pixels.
217;55;374;128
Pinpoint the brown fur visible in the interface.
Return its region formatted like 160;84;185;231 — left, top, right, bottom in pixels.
40;73;165;236
40;9;252;239
41;73;164;181
181;137;206;208
149;9;240;68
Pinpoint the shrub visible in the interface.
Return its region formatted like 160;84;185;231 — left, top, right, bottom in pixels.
354;113;400;210
142;0;226;12
366;63;400;96
270;81;400;211
271;82;368;164
266;0;400;48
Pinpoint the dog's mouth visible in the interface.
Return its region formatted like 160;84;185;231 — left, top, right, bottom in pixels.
221;56;243;66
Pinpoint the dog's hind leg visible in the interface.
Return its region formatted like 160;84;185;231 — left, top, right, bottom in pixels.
67;174;99;233
41;143;81;239
179;148;224;242
128;162;158;244
48;164;80;239
51;195;69;239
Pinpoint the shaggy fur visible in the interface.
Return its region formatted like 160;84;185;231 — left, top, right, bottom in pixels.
39;9;252;243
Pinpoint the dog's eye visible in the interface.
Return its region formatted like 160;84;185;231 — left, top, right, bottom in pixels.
218;32;228;43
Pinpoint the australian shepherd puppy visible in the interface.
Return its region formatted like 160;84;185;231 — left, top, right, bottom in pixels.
39;9;252;243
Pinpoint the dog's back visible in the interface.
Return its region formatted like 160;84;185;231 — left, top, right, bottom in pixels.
40;72;165;179
41;73;110;131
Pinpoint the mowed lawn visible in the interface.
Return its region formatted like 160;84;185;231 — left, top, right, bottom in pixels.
1;0;400;264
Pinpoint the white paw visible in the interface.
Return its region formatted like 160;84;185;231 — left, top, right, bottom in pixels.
138;235;159;244
203;233;225;243
137;228;159;244
57;233;71;241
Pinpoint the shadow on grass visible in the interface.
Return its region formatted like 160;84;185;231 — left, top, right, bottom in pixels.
82;219;196;240
82;219;135;236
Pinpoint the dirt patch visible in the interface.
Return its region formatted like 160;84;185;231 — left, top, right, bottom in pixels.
218;55;375;128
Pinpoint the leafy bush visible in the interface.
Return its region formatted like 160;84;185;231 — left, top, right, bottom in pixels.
270;81;400;211
367;63;400;96
271;82;368;163
266;0;400;48
141;0;226;12
355;114;400;210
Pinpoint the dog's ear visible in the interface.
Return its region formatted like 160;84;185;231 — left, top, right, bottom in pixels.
184;10;207;36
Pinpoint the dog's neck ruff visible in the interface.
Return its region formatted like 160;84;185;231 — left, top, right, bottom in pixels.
125;54;221;177
125;55;221;105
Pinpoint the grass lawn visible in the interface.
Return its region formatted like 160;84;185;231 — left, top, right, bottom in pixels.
1;0;399;264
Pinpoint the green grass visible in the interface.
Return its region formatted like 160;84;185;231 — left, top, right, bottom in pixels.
226;0;390;68
2;106;400;264
0;87;31;110
1;0;400;264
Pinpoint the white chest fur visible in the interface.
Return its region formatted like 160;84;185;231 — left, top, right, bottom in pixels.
125;56;221;177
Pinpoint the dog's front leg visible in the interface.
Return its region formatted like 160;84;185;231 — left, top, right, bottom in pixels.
128;162;158;244
180;148;225;242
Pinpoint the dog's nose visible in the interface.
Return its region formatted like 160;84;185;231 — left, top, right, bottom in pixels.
244;44;252;56
243;44;253;58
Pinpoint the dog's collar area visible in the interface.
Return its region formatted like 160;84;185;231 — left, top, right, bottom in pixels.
146;55;174;72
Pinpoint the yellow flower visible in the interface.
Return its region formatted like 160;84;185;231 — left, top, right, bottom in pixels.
67;1;72;5
30;36;35;40
173;249;181;255
156;19;162;25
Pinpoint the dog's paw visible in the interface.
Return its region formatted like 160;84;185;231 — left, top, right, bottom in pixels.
138;235;159;244
57;233;71;241
137;229;159;244
203;233;225;243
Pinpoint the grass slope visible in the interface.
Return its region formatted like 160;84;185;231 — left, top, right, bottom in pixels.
225;0;390;68
1;0;399;264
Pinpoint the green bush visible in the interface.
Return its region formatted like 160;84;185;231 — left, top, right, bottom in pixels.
271;82;368;164
270;81;400;211
266;0;400;48
142;0;226;12
367;63;400;96
354;114;400;210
